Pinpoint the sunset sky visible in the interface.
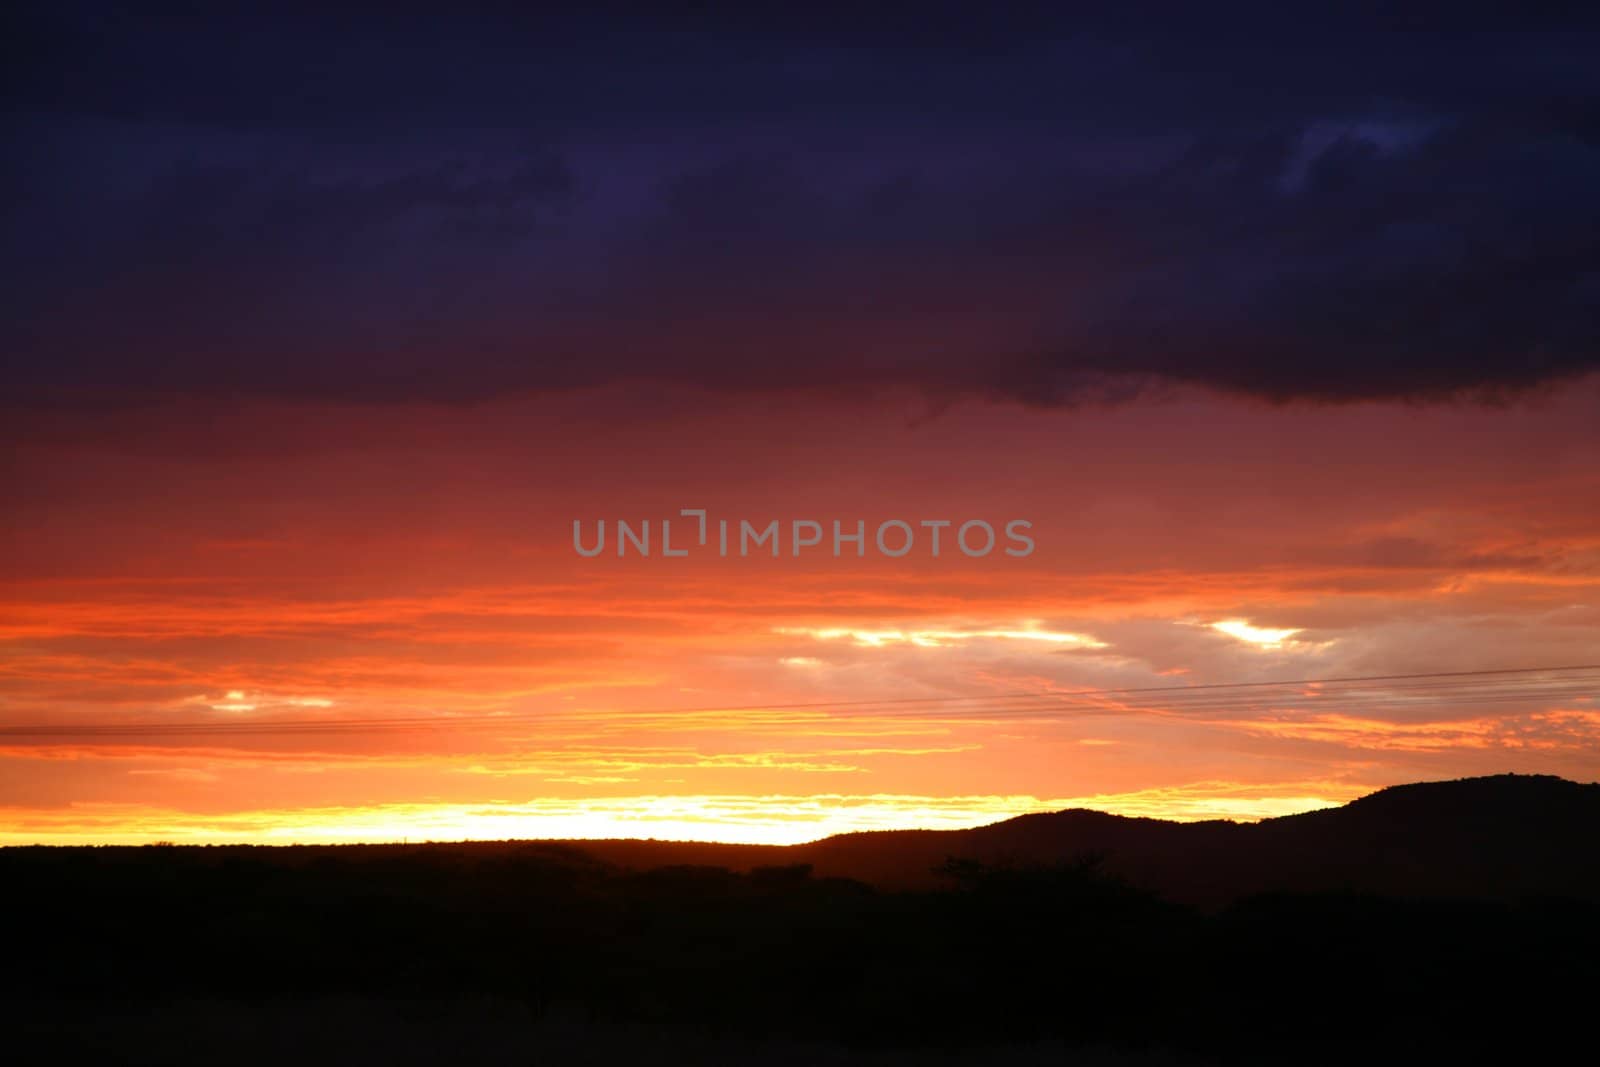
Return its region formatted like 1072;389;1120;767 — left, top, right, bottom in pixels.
4;6;1598;844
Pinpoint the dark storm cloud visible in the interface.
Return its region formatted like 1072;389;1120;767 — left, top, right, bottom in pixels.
3;3;1598;408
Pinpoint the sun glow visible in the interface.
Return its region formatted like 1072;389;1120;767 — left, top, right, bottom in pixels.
1210;619;1302;648
0;784;1364;847
780;625;1106;649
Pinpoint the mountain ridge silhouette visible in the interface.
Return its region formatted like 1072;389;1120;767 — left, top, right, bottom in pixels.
9;773;1592;908
553;773;1600;906
7;773;1597;1062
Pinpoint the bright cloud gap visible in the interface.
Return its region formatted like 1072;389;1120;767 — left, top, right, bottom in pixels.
780;625;1107;649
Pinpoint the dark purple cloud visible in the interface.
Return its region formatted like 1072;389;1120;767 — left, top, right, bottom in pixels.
4;3;1598;408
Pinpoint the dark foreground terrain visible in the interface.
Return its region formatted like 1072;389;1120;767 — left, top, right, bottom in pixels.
5;775;1597;1064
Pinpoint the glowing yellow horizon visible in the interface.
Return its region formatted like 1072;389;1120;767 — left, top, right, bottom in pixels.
0;785;1360;848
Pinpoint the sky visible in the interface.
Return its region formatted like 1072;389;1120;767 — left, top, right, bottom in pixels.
3;5;1598;844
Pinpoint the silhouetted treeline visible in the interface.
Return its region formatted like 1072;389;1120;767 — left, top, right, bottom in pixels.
3;841;1594;1063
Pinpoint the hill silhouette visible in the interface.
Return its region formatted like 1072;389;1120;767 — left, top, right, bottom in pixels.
556;773;1600;906
4;773;1597;1064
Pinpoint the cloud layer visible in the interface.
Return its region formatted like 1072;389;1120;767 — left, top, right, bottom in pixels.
5;5;1599;408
